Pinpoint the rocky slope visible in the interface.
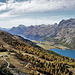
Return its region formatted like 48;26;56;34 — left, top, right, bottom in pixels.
56;18;75;42
54;18;75;49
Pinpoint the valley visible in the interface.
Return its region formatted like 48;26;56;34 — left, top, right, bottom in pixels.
0;0;75;75
0;30;75;75
9;18;75;50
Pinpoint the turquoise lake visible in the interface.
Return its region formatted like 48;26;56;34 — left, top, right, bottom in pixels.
50;49;75;59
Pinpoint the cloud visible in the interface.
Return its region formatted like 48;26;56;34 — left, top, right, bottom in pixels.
0;17;59;28
0;12;17;18
0;3;6;11
0;0;75;18
9;0;75;13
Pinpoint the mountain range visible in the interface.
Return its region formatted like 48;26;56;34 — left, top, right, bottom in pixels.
9;18;75;49
0;27;9;31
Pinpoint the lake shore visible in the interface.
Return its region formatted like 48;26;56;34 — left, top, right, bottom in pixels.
50;49;75;59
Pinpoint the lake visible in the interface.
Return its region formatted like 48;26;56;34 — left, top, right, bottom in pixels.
50;49;75;59
17;34;44;41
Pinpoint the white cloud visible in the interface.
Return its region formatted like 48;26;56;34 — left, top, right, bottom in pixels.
0;3;6;11
9;0;75;13
0;11;17;18
0;0;75;18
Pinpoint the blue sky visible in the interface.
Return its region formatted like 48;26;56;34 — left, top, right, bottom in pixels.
0;0;75;28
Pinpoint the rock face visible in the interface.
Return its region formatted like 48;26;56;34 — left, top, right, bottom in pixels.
24;24;57;38
9;18;75;49
56;18;75;42
53;18;75;49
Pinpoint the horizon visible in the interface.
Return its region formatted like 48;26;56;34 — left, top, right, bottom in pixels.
0;18;75;29
0;0;75;28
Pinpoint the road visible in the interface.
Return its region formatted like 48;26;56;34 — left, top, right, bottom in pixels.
3;57;31;70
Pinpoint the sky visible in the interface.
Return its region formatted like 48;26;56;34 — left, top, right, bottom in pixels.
0;0;75;28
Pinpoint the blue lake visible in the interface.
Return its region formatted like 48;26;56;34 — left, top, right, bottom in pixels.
50;49;75;59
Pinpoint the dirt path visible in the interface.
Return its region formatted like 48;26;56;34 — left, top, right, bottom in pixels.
4;58;10;68
4;57;31;69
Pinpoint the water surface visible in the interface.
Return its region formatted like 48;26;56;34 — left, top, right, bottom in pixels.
50;49;75;59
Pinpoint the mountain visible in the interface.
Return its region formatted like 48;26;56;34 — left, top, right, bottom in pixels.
43;18;75;49
24;23;57;38
9;23;57;38
0;30;75;75
9;24;26;34
0;27;9;31
9;18;75;49
54;18;75;49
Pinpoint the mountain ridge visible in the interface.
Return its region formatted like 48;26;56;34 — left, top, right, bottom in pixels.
9;18;75;49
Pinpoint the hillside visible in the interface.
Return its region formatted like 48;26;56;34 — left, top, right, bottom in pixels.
9;18;75;49
0;30;75;75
